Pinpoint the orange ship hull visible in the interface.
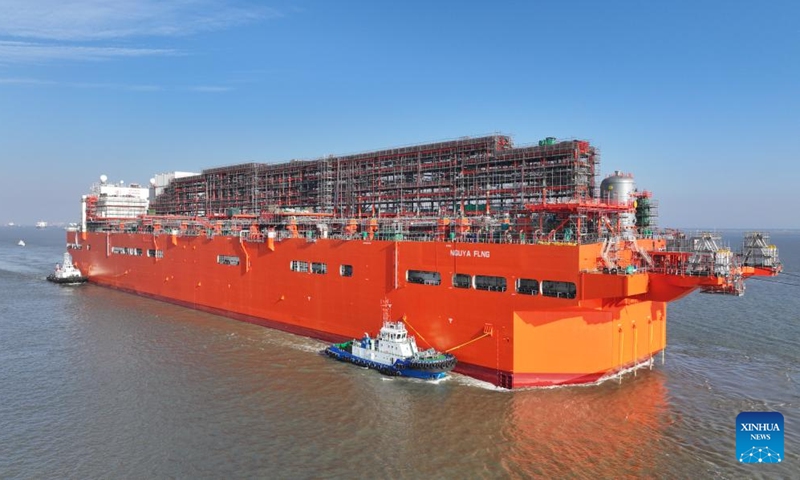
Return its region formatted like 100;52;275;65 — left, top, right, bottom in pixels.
66;231;687;388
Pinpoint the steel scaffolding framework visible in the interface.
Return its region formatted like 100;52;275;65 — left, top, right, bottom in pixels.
152;135;599;220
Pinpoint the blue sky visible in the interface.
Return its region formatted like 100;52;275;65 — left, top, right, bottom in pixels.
1;1;797;228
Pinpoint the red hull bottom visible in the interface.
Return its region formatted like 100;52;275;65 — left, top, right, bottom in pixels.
88;280;658;389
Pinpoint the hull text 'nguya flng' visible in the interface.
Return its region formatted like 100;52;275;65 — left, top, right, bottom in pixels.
64;135;781;388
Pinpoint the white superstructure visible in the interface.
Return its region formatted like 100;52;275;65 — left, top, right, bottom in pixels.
350;321;420;366
54;252;83;279
47;252;87;284
90;175;150;219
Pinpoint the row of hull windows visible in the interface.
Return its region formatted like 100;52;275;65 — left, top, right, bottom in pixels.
111;247;143;256
103;249;572;298
108;249;345;275
110;247;163;258
290;260;326;274
291;260;353;277
409;270;576;298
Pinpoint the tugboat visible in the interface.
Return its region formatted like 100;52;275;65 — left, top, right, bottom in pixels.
324;300;457;380
47;252;88;284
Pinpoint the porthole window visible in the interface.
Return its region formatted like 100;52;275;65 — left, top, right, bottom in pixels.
475;275;506;292
453;273;471;289
516;278;539;295
291;260;309;273
542;280;576;299
407;270;441;286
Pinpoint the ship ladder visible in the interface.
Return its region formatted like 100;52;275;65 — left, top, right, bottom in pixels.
238;232;251;272
630;240;654;269
601;237;618;270
152;235;160;262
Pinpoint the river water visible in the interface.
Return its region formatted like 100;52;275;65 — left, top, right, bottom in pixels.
1;227;798;479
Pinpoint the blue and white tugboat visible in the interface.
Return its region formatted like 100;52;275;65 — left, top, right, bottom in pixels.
47;252;88;284
324;300;457;380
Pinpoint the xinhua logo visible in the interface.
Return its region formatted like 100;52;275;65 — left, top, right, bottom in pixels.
736;411;784;464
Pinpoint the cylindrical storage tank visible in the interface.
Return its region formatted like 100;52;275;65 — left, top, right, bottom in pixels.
600;171;637;235
599;171;636;204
